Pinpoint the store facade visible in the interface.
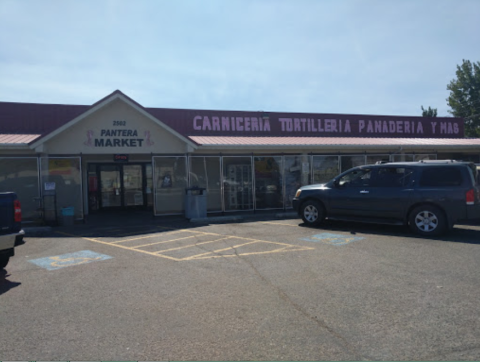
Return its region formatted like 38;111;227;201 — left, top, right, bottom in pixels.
1;90;479;223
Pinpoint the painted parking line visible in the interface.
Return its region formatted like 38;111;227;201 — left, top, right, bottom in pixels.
56;228;314;262
302;232;364;246
28;250;112;270
110;229;186;244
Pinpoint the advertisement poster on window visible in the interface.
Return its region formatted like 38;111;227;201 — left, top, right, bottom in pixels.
49;159;72;175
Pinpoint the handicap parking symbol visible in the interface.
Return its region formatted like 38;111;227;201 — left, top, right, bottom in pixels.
29;250;113;271
302;233;364;246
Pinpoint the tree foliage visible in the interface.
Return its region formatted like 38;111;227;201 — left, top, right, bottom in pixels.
421;106;437;117
447;60;480;137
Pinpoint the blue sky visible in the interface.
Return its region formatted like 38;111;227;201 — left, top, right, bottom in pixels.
0;0;479;117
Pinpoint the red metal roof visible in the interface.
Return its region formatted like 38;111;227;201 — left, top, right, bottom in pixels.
0;134;42;145
189;136;480;147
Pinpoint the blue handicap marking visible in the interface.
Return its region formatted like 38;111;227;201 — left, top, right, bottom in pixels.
302;233;364;246
29;250;113;271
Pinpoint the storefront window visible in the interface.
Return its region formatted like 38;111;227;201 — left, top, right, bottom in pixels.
146;164;153;208
223;157;253;211
414;154;437;161
189;157;222;212
437;153;480;163
392;154;415;162
154;156;187;215
341;155;366;173
40;157;83;220
0;158;39;221
284;156;306;208
312;156;339;184
254;156;283;210
366;154;391;165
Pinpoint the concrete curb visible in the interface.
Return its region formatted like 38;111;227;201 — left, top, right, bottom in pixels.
189;211;298;223
190;216;244;223
23;226;53;237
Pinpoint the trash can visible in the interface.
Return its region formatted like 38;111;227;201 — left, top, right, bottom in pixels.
184;187;207;219
61;206;75;226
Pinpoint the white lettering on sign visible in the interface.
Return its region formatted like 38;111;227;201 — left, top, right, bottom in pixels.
192;115;459;136
359;120;424;134
193;115;271;132
278;118;352;133
439;122;459;134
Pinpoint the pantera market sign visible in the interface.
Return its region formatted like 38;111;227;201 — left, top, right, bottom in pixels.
84;121;155;148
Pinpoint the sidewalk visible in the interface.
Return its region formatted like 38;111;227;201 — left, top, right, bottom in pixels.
22;209;299;237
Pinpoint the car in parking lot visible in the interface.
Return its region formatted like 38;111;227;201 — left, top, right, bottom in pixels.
292;160;480;236
0;192;24;268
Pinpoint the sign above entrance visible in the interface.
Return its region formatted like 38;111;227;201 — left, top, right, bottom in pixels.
114;154;129;162
83;120;156;148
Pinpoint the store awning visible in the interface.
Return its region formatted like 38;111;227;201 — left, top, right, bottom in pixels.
189;136;480;150
0;134;41;146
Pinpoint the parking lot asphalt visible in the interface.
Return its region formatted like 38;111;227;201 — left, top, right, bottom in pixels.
1;212;480;361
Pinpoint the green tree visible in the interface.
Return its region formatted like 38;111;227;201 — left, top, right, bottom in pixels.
447;60;480;137
421;106;437;117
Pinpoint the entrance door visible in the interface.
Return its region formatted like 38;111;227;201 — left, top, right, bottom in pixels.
123;165;144;207
89;163;152;212
99;165;122;208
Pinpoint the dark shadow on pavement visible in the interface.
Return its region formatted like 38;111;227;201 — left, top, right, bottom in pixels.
28;209;298;239
25;208;480;245
0;269;21;296
299;219;480;245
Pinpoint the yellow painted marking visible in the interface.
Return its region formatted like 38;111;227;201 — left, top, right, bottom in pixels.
205;240;258;254
55;231;181;261
187;245;312;260
152;236;233;254
133;234;200;249
111;229;186;244
55;227;314;262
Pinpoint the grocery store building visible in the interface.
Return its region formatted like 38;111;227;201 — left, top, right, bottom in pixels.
1;90;479;223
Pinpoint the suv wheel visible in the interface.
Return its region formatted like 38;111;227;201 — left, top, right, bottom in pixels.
409;205;447;236
301;200;325;226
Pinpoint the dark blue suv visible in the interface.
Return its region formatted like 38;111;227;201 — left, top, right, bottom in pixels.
292;160;480;236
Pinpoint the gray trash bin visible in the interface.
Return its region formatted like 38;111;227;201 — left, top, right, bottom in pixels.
184;187;207;219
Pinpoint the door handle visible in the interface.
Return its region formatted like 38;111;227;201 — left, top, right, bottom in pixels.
360;190;369;194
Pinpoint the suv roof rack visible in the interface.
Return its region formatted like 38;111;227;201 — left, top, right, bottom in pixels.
418;159;462;164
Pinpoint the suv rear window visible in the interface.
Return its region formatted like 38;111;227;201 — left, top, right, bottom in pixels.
420;167;463;187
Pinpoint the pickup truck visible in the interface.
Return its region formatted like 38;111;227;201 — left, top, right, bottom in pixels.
0;192;24;268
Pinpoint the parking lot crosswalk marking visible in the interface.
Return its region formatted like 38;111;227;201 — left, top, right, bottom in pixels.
110;229;185;244
55;228;315;262
133;234;201;249
186;245;311;260
55;231;182;261
152;236;234;254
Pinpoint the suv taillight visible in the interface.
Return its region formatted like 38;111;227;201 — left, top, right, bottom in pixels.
14;199;22;222
466;189;475;205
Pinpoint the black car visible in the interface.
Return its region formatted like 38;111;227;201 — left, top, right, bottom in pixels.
292;160;480;236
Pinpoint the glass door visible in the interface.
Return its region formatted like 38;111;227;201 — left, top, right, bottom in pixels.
123;165;144;207
99;165;122;208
